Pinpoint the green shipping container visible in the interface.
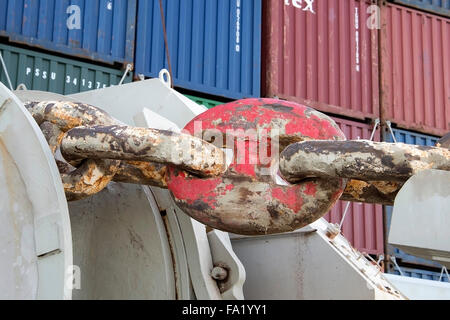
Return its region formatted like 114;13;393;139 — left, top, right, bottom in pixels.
184;94;226;109
0;43;132;95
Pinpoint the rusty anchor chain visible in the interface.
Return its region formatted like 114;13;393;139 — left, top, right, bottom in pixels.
24;99;450;235
280;140;450;205
24;101;226;201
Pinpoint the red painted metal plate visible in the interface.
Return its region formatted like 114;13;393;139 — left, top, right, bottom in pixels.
166;98;347;235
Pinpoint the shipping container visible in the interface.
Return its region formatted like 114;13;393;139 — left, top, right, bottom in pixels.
387;266;449;283
185;94;226;109
0;43;132;95
0;0;136;66
135;0;261;100
388;0;450;18
380;3;450;137
262;0;379;120
384;127;442;268
324;116;384;255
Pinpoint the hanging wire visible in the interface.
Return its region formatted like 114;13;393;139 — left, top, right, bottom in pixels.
376;254;384;266
386;121;397;143
118;64;133;86
159;0;174;88
439;266;450;282
0;51;14;90
390;256;404;276
338;202;351;230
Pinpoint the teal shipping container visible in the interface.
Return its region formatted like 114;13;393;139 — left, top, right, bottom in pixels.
0;43;132;95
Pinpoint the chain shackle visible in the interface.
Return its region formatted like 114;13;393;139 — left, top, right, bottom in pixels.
166;98;347;235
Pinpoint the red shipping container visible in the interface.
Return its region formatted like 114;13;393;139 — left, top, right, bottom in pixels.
380;3;450;137
324;116;384;255
262;0;379;120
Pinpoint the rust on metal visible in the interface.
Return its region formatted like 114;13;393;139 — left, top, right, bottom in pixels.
280;140;450;183
166;98;347;235
25;101;121;201
113;161;168;188
24;100;225;201
61;159;121;201
340;180;401;206
39;121;65;154
61;125;226;177
25;100;117;129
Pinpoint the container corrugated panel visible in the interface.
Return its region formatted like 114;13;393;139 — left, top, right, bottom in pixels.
262;0;379;120
0;0;137;66
380;3;450;137
323;117;384;255
185;94;225;109
388;0;450;18
135;0;261;100
384;127;442;268
0;43;132;95
387;266;449;282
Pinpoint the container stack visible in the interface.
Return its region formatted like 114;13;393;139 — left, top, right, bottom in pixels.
380;0;449;282
134;0;262;103
0;0;135;94
260;0;449;275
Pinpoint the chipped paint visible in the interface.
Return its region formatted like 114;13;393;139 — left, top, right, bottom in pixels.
166;98;347;235
280;140;450;183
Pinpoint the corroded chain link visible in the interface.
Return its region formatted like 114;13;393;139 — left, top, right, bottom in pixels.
280;140;450;205
24;101;226;201
24;100;450;231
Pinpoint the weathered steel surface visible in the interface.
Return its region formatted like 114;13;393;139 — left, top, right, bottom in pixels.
25;100;225;201
380;3;450;136
24;100;120;201
340;180;401;206
437;133;450;148
113;161;168;189
280;140;450;182
61;125;226;177
25;101;117;129
166;98;347;235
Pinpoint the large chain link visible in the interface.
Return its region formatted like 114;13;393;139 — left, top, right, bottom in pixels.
24;101;226;201
24;99;450;234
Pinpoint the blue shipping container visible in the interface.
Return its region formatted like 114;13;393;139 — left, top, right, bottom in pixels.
387;266;450;283
384;128;442;268
135;0;262;99
389;0;450;18
0;0;136;66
